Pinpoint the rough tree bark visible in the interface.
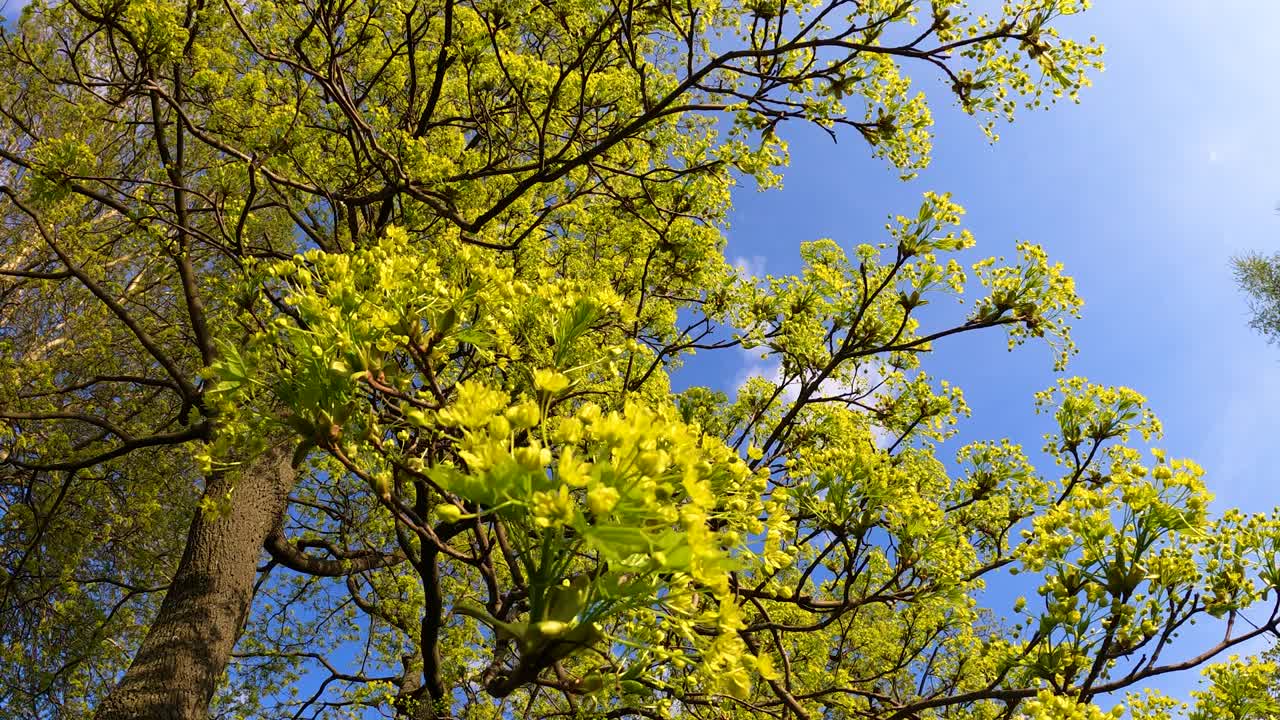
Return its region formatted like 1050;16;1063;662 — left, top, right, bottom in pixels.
94;444;296;720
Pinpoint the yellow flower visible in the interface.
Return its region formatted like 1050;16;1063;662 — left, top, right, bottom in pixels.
505;400;541;429
533;368;571;394
532;486;576;527
514;442;551;471
488;415;511;437
558;448;591;487
552;417;584;444
587;485;619;515
439;382;510;428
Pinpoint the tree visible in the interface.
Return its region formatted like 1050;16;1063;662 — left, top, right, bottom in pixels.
1234;251;1280;345
3;1;1279;719
1125;654;1280;720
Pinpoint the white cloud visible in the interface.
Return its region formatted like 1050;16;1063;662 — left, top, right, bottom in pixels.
732;348;896;447
731;254;768;279
733;348;799;402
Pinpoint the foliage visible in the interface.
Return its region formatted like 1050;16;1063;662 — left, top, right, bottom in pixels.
3;0;1280;719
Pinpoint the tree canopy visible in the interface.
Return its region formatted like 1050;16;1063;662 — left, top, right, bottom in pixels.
2;1;1278;719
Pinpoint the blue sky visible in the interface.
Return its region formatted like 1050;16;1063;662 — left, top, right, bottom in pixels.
707;0;1280;705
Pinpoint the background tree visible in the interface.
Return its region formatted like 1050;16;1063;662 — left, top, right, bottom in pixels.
1175;216;1280;720
6;1;1280;720
1233;251;1280;345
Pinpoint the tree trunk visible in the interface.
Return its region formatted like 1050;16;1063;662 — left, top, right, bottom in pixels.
95;444;296;720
